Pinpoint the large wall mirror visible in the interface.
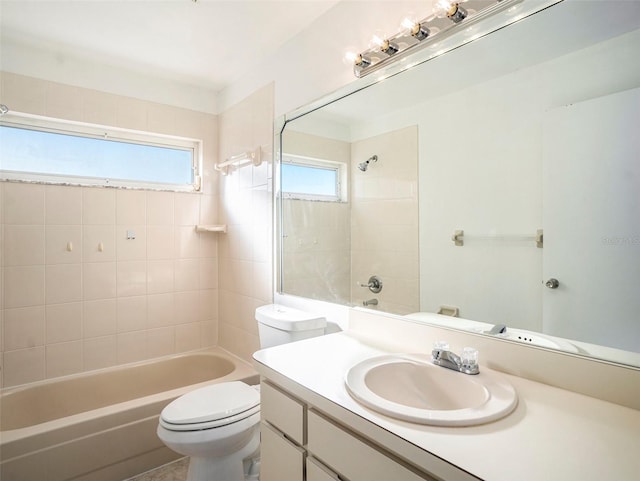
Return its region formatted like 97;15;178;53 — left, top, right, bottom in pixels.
278;0;640;367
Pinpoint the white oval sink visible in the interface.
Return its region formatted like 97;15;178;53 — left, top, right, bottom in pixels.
345;354;517;426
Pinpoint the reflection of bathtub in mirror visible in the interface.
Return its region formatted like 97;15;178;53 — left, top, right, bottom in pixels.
405;312;580;353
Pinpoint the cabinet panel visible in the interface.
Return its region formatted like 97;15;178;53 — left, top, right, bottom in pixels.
308;410;435;481
261;381;305;444
260;422;305;481
307;457;341;481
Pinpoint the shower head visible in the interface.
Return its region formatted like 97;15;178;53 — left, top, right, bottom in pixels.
358;155;378;172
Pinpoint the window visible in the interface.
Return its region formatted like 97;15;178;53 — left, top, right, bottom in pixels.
0;113;201;191
281;154;347;202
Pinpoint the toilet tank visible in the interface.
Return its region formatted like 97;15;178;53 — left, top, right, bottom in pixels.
255;304;327;348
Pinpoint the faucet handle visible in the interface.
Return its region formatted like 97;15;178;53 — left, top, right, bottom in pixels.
433;340;450;351
461;347;478;366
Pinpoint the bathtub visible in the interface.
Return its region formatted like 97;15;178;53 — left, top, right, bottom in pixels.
0;348;259;481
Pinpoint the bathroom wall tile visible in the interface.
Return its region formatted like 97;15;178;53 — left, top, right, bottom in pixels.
117;331;147;364
3;347;45;386
147;103;177;135
147;293;175;328
116;97;147;131
199;232;218;259
117;295;147;333
252;261;272;303
174;291;199;324
199;289;217;322
116;225;146;260
146;191;174;225
2;73;47;115
147;226;174;260
83;299;117;338
82;89;118;126
3;183;45;225
82;188;116;225
45;225;82;264
4;265;45;308
199;194;217;225
219;323;259;364
83;262;117;300
147;327;175;358
45;185;82;225
200;320;216;348
175;259;199;292
45;264;82;304
82;225;116;262
175;226;199;259
174;193;199;226
199;259;217;290
46;302;82;344
46;340;82;378
175;322;200;353
4;225;45;266
147;260;174;294
3;306;45;350
116;189;146;225
116;261;147;297
45;82;83;121
83;335;117;371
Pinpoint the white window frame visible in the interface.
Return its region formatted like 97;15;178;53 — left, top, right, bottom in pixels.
281;153;348;202
0;111;203;192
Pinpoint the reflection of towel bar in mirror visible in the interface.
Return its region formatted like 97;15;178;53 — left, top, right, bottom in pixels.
452;229;543;248
214;148;262;175
195;225;227;233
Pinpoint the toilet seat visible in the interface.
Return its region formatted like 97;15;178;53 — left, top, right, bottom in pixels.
160;381;260;432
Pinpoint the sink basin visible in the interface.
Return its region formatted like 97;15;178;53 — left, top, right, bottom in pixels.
495;328;580;353
345;354;517;426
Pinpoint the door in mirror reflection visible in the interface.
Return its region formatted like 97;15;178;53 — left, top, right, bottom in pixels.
543;87;640;353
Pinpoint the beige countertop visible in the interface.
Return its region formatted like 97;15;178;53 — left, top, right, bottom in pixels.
253;331;640;481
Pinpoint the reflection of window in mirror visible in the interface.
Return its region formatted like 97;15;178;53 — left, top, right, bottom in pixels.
281;154;347;202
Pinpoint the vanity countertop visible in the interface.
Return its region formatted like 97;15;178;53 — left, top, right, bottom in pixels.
253;331;640;481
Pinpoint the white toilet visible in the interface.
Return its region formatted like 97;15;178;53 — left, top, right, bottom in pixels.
157;304;326;481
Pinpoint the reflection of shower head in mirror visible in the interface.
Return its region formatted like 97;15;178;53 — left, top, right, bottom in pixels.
358;155;378;172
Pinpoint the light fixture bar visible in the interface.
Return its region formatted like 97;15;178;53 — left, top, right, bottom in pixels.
351;0;523;78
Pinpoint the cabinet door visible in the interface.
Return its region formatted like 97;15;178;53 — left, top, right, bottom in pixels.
307;457;341;481
260;422;305;481
261;381;305;445
308;410;436;481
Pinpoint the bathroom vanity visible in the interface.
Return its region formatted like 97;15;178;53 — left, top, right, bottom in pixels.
253;312;640;481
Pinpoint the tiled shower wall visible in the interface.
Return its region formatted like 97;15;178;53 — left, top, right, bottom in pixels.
217;84;274;362
0;72;220;388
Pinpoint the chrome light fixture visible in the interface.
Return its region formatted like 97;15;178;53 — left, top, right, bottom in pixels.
346;0;524;78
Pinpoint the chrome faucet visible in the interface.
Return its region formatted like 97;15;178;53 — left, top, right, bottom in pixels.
362;298;378;307
485;323;507;335
431;342;479;375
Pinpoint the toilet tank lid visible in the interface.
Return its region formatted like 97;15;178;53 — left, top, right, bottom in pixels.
256;304;327;331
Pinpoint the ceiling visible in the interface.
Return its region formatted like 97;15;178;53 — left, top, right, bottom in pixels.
0;0;341;92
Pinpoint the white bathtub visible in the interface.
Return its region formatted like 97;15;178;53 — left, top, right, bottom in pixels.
0;348;259;481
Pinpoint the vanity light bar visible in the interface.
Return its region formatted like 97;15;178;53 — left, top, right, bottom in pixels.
350;0;523;78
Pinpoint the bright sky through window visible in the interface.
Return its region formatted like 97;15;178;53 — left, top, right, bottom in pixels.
0;124;195;186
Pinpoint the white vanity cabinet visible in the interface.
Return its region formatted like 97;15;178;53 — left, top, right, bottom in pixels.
260;380;438;481
260;381;306;481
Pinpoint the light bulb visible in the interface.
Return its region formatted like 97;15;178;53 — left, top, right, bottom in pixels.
401;17;430;41
433;0;468;23
371;35;398;56
345;51;371;68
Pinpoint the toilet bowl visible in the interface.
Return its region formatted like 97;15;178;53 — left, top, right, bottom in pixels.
157;304;327;481
157;382;261;481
